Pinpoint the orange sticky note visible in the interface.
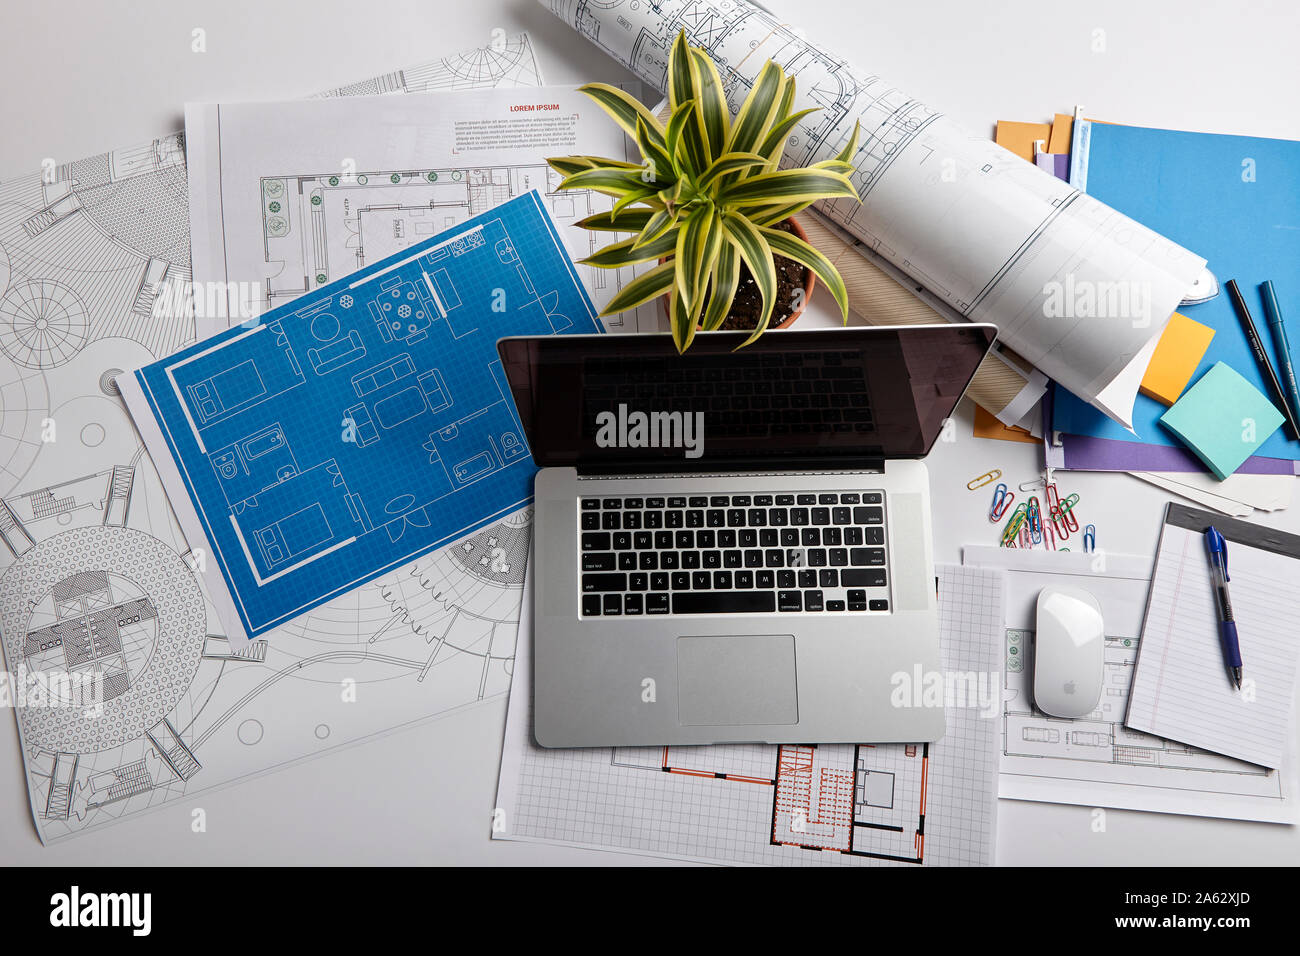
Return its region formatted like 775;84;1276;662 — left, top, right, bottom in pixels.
995;121;1052;163
1140;312;1216;405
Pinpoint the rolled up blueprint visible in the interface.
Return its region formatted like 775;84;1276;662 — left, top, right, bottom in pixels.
540;0;1207;427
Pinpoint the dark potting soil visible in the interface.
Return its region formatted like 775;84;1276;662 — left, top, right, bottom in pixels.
717;219;809;331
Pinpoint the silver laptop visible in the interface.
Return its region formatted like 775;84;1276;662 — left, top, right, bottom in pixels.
498;324;996;748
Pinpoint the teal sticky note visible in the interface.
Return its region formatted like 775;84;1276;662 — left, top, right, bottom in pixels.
1160;362;1285;479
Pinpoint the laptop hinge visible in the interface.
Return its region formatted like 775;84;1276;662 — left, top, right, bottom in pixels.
576;456;887;478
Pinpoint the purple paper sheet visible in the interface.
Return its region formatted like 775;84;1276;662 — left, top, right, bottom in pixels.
1057;432;1299;475
1035;151;1070;181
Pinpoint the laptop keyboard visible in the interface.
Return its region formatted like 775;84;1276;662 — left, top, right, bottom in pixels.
578;492;889;617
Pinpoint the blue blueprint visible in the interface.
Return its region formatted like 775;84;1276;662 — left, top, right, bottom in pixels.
131;191;600;638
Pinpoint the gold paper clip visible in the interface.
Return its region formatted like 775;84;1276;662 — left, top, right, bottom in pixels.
967;469;1002;490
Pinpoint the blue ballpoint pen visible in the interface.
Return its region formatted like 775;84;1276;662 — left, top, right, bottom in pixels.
1204;526;1243;690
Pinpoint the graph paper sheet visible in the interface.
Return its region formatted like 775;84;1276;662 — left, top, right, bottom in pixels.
120;191;600;644
493;563;1004;866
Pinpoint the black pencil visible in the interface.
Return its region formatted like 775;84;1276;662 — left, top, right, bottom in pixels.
1226;279;1300;441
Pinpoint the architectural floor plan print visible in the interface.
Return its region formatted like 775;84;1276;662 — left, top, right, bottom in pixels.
962;546;1295;822
124;191;599;643
609;741;930;862
1004;628;1275;778
257;164;641;329
315;31;542;97
495;565;1003;867
0;36;548;843
186;83;663;338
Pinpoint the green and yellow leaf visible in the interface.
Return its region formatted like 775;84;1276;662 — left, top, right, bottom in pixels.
611;187;659;215
668;287;698;353
757;107;818;164
599;260;677;316
760;224;850;320
636;117;676;188
833;119;862;165
576;208;657;232
667;35;712;176
699;240;740;331
718;168;857;207
559;167;652;198
674;204;722;308
632;208;678;249
747;201;815;227
579;82;666;149
727;60;785;156
688;46;730;162
721;214;777;343
664;99;695;170
582;228;681;268
697;151;769;191
547;155;642;178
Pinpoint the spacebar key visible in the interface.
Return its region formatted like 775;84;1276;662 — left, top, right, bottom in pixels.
672;592;776;614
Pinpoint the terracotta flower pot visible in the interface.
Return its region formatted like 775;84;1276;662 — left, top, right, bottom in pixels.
657;216;816;332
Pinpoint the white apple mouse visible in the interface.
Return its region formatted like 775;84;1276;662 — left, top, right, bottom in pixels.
1033;585;1104;719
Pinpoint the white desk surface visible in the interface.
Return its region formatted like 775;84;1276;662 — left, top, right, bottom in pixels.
2;0;1298;866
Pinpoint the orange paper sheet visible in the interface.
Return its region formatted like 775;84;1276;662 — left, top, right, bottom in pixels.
994;120;1052;162
972;405;1040;444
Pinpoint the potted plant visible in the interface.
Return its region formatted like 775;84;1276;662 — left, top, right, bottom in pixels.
547;31;861;351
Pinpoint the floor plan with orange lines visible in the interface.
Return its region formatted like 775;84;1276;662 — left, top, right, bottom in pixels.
496;565;1004;866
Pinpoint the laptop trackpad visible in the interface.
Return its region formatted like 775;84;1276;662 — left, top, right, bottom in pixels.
676;635;798;726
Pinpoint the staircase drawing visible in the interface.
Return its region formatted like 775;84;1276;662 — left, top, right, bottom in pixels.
0;500;35;557
146;718;202;781
102;465;135;527
44;752;79;820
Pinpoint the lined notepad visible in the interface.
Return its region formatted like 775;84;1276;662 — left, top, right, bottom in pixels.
1126;505;1300;768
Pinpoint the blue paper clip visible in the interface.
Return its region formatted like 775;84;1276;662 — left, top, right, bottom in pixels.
1027;495;1043;544
1083;524;1096;553
989;483;1014;522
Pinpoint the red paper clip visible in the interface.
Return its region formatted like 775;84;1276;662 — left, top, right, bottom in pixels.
989;482;1014;522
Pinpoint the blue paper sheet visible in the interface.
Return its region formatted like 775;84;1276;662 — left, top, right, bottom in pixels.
1053;122;1300;460
128;191;601;640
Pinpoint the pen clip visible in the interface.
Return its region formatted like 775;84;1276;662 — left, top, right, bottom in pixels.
1206;525;1230;581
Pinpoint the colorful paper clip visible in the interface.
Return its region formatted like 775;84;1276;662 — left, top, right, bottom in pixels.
1083;524;1096;553
967;469;1002;490
1050;489;1081;535
999;502;1029;546
989;483;1014;522
1027;495;1043;545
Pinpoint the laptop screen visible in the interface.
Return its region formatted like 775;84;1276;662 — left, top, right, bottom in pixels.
497;325;996;469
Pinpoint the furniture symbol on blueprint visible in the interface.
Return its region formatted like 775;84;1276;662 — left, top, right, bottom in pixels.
304;303;367;377
370;275;434;345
